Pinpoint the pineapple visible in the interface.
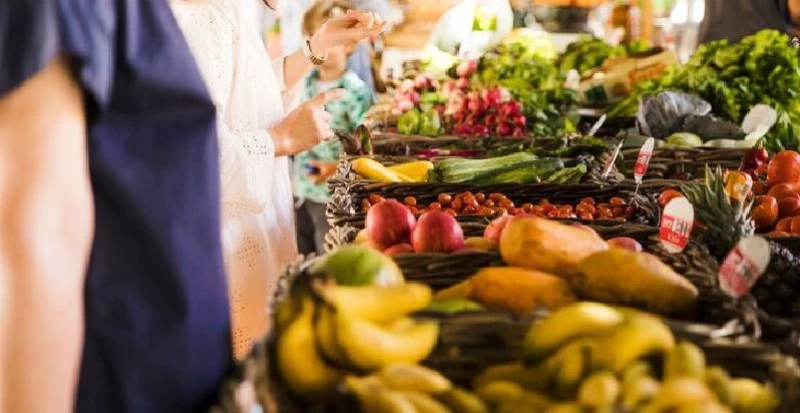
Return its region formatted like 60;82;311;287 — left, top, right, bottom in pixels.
679;166;800;318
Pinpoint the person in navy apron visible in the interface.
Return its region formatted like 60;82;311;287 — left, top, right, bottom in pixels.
0;1;231;412
699;0;800;44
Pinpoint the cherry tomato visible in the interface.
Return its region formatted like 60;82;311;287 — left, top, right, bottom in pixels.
521;203;534;213
408;206;420;214
599;210;614;219
451;198;463;211
752;195;779;231
429;202;442;211
596;203;611;212
576;204;596;215
558;205;573;214
541;204;556;214
404;196;417;206
494;207;509;217
657;189;683;208
483;200;495;208
499;199;515;208
547;209;559;219
580;197;595;206
437;193;453;206
612;206;625;217
477;207;494;217
463;205;477;214
361;199;372;209
463;194;479;208
610;197;626;207
443;208;457;217
489;193;507;202
579;212;594;221
539;199;551;205
475;193;486;203
368;194;386;204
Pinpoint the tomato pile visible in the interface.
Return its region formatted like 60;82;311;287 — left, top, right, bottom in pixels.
361;192;638;222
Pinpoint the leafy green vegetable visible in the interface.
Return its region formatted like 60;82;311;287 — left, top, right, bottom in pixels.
610;30;800;151
557;36;651;75
397;109;422;135
419;111;442;136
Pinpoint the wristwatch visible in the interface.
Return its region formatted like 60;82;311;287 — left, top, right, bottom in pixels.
303;39;327;65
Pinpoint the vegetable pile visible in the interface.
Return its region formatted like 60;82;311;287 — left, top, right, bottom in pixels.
557;35;650;75
611;30;800;151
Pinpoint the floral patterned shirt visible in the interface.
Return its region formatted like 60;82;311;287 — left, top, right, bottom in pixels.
294;70;374;203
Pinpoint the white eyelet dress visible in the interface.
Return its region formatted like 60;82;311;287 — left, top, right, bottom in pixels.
171;0;299;360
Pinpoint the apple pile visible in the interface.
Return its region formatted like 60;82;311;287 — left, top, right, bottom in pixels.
363;200;465;255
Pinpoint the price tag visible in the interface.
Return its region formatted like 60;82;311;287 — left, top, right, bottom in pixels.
633;137;655;184
659;197;695;253
601;139;625;179
718;237;771;299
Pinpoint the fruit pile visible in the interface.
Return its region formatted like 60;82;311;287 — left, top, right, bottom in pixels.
362;192;638;222
363;200;466;254
473;302;780;413
433;217;696;317
275;277;442;399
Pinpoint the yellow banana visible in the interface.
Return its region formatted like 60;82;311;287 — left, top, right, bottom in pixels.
704;366;735;406
473;362;550;392
595;314;675;373
642;378;715;412
276;297;343;397
543;402;585;413
523;302;625;362
578;371;621;408
376;363;452;394
436;388;489;413
345;375;418;413
313;305;349;366
543;338;597;397
730;378;780;413
335;313;439;370
403;391;453;413
664;341;706;381
621;375;660;410
475;381;524;404
316;282;433;324
674;401;733;413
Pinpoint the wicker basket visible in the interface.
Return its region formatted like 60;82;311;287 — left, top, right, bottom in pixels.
209;257;800;413
618;147;747;180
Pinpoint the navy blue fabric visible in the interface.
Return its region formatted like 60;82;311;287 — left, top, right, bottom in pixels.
0;1;232;412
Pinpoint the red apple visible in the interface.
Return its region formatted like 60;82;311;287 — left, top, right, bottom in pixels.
412;211;465;253
366;200;416;247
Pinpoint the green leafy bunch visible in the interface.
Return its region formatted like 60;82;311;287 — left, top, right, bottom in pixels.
557;36;650;75
610;30;800;151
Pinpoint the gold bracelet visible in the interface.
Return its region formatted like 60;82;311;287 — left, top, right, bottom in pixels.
303;39;327;65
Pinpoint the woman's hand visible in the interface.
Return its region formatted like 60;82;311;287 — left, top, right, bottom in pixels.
270;88;345;156
310;10;386;55
307;160;339;184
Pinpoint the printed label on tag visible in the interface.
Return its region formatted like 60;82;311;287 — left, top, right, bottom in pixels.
659;197;694;253
718;237;771;298
634;137;655;184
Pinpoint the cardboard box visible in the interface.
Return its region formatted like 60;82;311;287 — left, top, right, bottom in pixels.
578;48;679;105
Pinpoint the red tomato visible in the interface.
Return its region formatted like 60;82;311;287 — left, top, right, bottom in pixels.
791;217;800;234
752;195;779;231
778;194;800;218
768;231;791;238
580;197;596;206
658;189;683;208
767;150;800;187
776;217;794;233
752;180;769;196
767;182;800;199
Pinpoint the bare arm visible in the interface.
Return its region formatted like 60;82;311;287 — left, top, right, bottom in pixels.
0;57;93;413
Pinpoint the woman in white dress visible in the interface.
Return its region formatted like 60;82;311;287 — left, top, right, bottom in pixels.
170;0;383;359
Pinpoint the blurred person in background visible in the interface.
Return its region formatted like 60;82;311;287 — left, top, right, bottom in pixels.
295;0;375;255
170;0;382;360
699;0;800;44
279;0;404;93
0;1;233;412
429;0;514;56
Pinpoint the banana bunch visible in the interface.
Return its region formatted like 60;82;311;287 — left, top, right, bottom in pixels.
276;280;440;400
345;365;488;413
471;302;780;413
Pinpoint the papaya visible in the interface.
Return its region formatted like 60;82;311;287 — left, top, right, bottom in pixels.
466;267;578;315
499;217;608;278
574;249;698;316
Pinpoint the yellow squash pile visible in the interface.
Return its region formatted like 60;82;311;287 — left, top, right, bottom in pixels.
352;158;434;183
275;280;439;398
436;217;699;316
473;302;780;413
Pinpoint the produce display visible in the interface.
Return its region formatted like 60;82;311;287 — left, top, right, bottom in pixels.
612;30;800;151
362;191;639;222
557;36;650;75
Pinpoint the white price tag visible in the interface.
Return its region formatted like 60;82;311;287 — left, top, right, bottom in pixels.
659;197;694;253
718;237;771;299
634;137;655;184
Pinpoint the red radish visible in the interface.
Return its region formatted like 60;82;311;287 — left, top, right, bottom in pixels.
473;125;490;136
384;243;414;256
512;115;527;127
512;127;526;137
607;237;643;252
407;91;421;104
483;88;502;106
484;215;516;242
456;77;470;89
467;99;484;114
499;101;522;117
484;114;497;125
366;200;416;247
496;123;513;136
412;211;465;253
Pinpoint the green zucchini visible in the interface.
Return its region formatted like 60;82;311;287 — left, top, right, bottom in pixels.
544;163;587;184
432;152;539;183
476;158;565;184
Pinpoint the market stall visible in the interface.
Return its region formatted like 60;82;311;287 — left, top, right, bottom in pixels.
210;2;800;411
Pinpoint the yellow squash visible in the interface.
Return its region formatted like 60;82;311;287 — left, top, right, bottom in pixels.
499;217;608;278
353;158;414;183
388;160;434;182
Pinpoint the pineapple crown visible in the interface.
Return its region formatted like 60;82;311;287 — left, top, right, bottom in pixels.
679;166;755;260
